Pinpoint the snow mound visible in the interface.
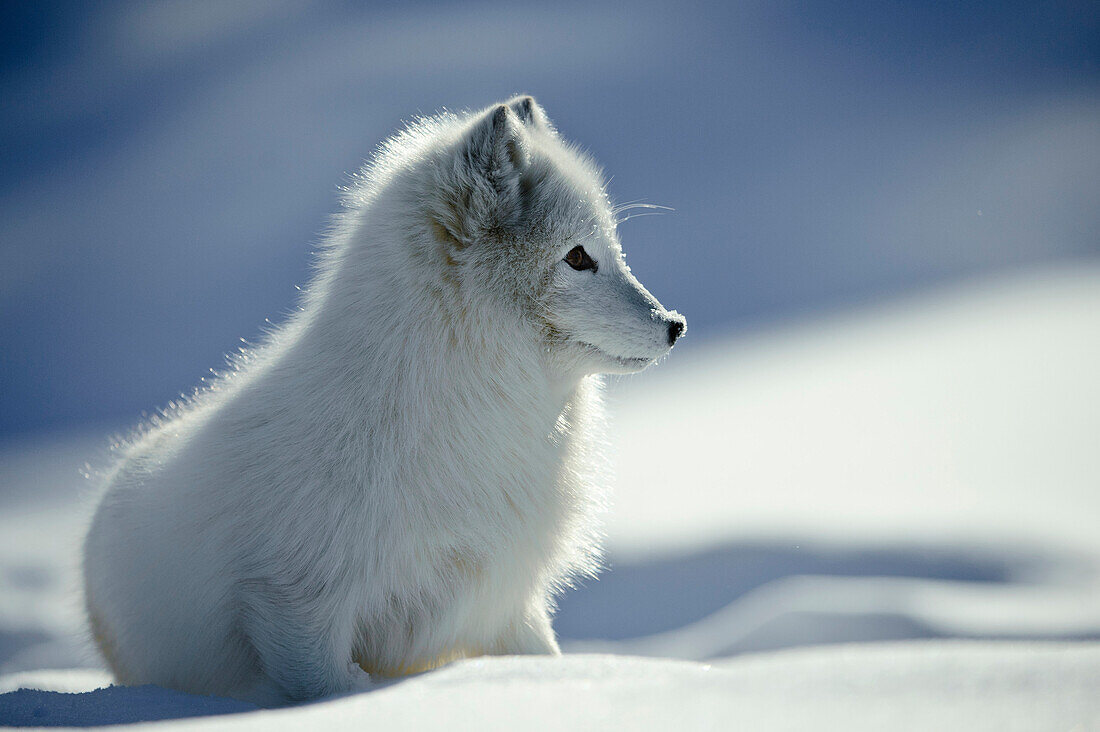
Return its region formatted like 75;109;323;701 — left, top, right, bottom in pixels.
0;681;254;727
2;266;1099;727
1;644;1097;730
606;264;1100;557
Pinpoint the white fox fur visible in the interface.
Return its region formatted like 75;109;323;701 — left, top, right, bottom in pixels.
82;96;685;705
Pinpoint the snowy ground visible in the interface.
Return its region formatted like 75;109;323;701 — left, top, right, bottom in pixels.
1;265;1098;728
3;645;1099;730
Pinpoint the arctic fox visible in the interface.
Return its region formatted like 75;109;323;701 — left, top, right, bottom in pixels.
82;96;685;705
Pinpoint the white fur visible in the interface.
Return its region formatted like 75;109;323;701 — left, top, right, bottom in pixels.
82;97;685;705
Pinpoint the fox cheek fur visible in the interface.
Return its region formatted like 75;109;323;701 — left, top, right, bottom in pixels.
82;96;685;705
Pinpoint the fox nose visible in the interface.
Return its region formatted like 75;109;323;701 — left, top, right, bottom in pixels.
667;318;685;345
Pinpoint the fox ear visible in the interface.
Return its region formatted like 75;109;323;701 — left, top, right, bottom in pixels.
506;95;551;131
464;104;530;186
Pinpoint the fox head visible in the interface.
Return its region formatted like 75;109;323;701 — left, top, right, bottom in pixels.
407;96;685;377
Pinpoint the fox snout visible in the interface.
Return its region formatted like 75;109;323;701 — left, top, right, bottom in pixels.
621;272;685;357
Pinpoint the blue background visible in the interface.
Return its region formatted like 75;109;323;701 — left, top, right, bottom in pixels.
1;0;1097;438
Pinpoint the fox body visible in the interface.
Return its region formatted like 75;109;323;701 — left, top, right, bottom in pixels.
83;97;685;705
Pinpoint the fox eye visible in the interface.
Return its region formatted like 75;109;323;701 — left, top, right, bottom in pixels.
563;245;597;272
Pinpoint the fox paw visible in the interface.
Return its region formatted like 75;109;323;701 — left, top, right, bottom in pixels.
345;661;374;693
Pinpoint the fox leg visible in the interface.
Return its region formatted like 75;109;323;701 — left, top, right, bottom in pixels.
239;580;363;704
492;605;560;656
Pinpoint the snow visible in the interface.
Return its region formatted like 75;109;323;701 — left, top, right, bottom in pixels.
0;677;255;727
605;265;1100;557
2;265;1099;727
2;646;1098;730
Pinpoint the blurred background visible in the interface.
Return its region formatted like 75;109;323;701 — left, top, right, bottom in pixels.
1;0;1098;673
2;0;1097;437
